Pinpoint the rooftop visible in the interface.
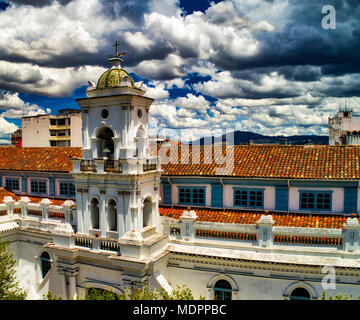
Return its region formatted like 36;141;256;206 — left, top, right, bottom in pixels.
1;145;360;179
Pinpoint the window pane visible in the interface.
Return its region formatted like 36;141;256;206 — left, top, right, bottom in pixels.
241;191;248;206
179;188;185;203
193;189;198;204
185;189;191;203
198;189;204;204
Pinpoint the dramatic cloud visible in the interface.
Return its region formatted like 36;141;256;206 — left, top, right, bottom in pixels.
0;91;50;118
0;0;359;139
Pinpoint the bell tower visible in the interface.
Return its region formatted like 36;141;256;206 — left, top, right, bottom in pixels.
72;43;162;243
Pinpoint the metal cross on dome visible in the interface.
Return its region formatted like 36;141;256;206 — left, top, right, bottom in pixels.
112;41;127;58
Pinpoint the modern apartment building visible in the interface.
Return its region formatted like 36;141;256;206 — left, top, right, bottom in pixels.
22;109;82;147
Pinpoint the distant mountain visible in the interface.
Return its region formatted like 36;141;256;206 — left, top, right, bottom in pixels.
193;131;328;145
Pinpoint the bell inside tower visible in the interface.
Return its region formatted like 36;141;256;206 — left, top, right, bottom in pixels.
97;127;114;159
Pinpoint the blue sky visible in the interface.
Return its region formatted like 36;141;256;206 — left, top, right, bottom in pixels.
0;0;359;143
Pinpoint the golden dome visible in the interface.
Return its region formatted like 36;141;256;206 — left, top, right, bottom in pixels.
96;68;135;90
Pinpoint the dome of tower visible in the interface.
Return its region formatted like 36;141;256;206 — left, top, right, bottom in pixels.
96;67;136;90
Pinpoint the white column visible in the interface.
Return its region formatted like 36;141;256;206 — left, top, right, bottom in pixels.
117;194;124;238
57;268;68;300
99;195;106;237
3;197;14;217
19;197;30;218
83;193;90;234
69;274;78;300
40;198;52;221
76;191;84;233
122;192;131;235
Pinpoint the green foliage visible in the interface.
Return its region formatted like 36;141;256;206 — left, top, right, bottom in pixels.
321;291;356;300
44;282;198;300
42;291;62;300
0;239;26;300
83;282;196;300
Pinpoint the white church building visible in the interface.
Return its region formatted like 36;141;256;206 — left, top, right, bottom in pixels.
1;49;360;300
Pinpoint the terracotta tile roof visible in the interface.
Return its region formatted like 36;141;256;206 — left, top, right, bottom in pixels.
159;205;352;229
161;205;347;246
157;144;360;180
0;188;18;202
0;147;81;172
1;144;360;180
0;187;70;206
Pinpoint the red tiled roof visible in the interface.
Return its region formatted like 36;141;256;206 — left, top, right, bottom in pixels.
0;147;81;172
1;144;360;180
0;187;71;206
0;188;18;202
159;205;352;229
157;144;360;180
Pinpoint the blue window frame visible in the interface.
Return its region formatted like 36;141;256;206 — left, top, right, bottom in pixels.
40;252;51;279
178;186;206;205
299;191;332;211
214;280;232;300
5;178;20;191
31;180;47;194
59;182;75;196
233;188;264;208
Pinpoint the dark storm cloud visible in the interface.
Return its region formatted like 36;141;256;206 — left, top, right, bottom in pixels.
100;0;151;25
9;0;72;6
211;0;360;73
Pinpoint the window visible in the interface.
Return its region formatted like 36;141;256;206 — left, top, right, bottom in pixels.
234;188;264;208
178;187;206;205
214;280;232;300
289;287;311;300
59;182;75;196
57;118;66;126
300;191;332;211
101;109;109;119
31;180;47;194
5;178;20;191
40;252;51;279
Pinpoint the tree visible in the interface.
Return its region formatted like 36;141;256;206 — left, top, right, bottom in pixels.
44;282;201;300
0;239;26;300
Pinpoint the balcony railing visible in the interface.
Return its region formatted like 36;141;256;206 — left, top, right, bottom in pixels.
74;236;93;248
104;160;122;173
80;159;97;172
100;239;120;252
143;159;157;172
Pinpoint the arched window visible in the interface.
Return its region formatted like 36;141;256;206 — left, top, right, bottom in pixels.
143;198;152;228
107;199;117;232
214;280;232;300
40;252;51;279
289;287;311;300
135;127;146;158
90;198;100;230
97;127;114;159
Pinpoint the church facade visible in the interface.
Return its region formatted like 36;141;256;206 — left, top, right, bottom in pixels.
1;52;360;300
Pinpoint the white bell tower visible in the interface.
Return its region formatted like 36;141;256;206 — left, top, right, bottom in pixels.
71;43;162;244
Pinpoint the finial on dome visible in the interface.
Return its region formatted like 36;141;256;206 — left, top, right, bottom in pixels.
108;41;127;68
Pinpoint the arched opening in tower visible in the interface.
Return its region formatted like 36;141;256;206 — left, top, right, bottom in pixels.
107;199;117;232
97;127;114;159
135;126;146;158
90;198;100;230
143;197;152;228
